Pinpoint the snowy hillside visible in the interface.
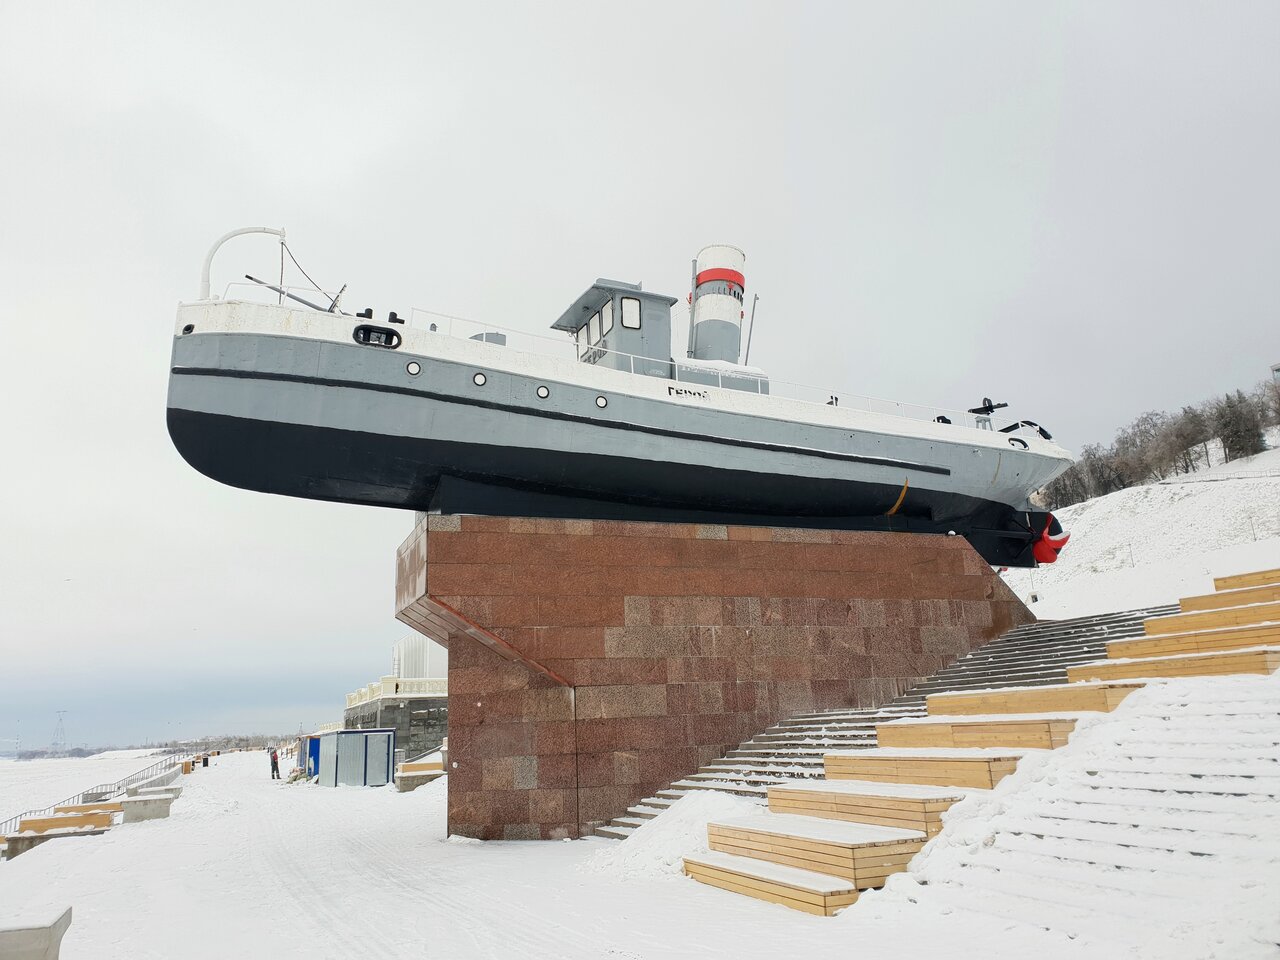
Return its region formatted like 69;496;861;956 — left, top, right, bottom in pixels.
1003;434;1280;618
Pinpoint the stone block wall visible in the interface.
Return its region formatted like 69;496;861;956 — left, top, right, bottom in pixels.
396;516;1032;839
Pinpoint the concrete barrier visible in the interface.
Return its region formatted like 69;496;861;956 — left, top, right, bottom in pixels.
394;770;445;793
0;905;72;959
4;828;107;860
135;786;182;800
126;768;180;797
120;795;175;824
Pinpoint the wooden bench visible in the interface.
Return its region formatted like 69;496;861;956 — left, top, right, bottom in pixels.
1144;601;1280;636
1180;583;1280;612
1215;567;1280;591
398;760;443;775
825;748;1026;789
17;812;113;835
1066;647;1280;682
925;681;1144;716
684;851;861;917
707;813;925;889
1107;622;1280;660
767;780;966;837
0;905;72;959
877;715;1079;750
51;802;123;816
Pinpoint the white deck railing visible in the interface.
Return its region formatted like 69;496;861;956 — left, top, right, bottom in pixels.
344;676;448;709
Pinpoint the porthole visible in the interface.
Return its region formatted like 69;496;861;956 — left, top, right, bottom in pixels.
473;372;487;386
536;385;550;399
406;361;421;376
181;324;195;335
595;395;608;408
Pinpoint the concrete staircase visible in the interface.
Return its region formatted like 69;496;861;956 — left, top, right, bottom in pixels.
595;603;1176;839
679;566;1280;917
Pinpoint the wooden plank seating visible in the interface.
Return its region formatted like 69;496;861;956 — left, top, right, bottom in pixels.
926;681;1144;716
684;851;861;917
767;780;967;837
1066;647;1280;683
707;813;926;888
876;714;1079;750
1107;621;1280;660
17;812;113;835
398;760;443;775
52;802;123;816
825;748;1027;789
1180;583;1280;612
1143;601;1280;636
1215;568;1280;592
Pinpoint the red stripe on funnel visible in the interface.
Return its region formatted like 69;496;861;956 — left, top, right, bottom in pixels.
695;268;745;288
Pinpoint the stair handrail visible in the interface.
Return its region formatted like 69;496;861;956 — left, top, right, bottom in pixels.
0;751;185;838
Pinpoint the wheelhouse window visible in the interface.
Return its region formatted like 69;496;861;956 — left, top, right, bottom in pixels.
576;323;588;355
588;311;601;344
601;299;614;337
621;297;641;329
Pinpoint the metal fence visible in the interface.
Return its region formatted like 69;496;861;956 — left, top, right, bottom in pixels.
0;751;184;838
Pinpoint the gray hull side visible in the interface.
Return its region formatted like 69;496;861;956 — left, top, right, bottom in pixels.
167;332;1052;520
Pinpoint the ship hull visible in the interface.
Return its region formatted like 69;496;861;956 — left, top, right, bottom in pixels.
166;313;1071;566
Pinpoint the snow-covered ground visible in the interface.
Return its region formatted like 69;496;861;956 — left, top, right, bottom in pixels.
0;750;171;821
1004;434;1280;618
0;753;1078;960
4;672;1275;960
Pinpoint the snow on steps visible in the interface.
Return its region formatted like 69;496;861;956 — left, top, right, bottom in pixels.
888;673;1280;955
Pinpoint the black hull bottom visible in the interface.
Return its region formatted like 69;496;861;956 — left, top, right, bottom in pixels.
166;408;1045;567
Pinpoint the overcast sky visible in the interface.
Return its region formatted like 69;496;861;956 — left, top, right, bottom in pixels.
1;2;1277;748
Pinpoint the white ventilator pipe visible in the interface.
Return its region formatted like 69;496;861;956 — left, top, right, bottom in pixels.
199;226;286;299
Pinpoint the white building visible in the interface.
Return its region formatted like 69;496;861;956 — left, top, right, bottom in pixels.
391;634;448;679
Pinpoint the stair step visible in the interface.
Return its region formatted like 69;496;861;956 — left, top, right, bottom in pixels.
876;713;1085;750
1107;621;1280;660
926;681;1146;716
825;747;1034;789
767;778;971;836
1066;646;1280;683
707;812;925;887
683;850;860;917
1144;602;1280;636
595;825;634;840
624;805;667;819
1215;567;1280;591
1180;583;1280;612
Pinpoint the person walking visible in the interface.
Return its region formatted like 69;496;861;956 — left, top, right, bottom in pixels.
270;747;280;780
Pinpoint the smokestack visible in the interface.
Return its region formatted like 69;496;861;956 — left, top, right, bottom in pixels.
689;244;746;363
